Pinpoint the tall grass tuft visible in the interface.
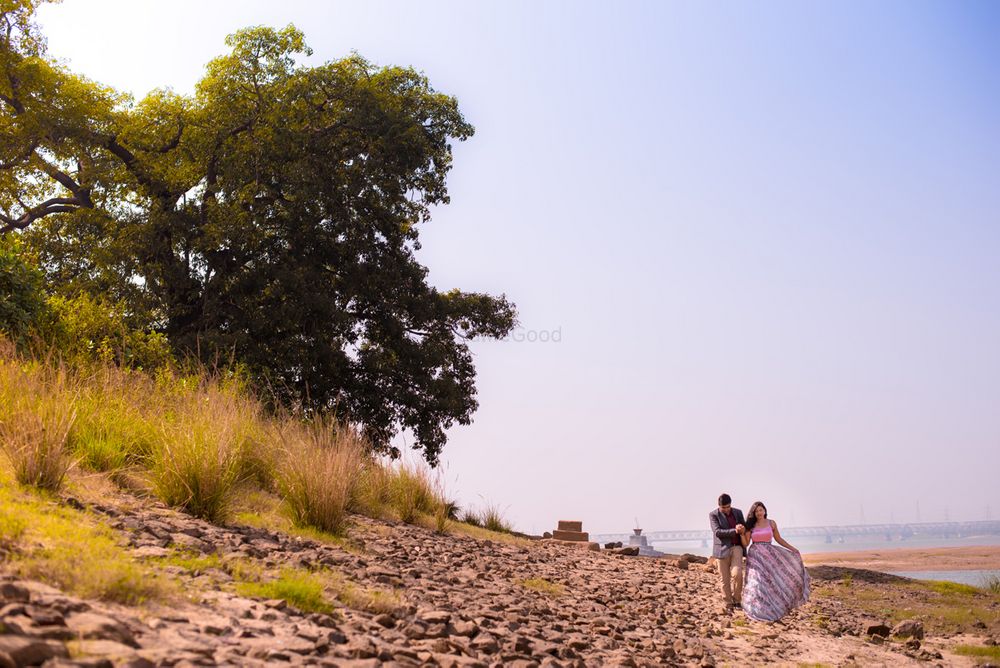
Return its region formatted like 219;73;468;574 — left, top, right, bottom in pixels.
349;457;394;517
276;419;364;535
481;502;513;534
0;361;76;491
149;384;256;523
69;368;163;473
461;509;483;527
388;461;442;524
982;574;1000;594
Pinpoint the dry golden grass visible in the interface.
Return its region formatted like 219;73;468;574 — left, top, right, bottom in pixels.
274;418;364;535
519;577;566;597
0;361;76;490
0;341;519;550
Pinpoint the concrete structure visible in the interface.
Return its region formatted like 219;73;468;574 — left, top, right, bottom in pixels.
550;520;599;551
628;529;665;557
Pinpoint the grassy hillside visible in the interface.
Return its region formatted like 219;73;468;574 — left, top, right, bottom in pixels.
0;340;510;538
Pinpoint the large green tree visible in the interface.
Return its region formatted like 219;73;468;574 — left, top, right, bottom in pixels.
1;0;515;464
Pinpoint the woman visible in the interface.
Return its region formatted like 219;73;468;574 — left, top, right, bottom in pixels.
740;501;810;622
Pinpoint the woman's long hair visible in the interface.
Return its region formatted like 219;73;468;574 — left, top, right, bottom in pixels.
745;501;768;532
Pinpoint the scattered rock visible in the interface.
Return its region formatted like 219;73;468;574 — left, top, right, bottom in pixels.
0;636;68;665
865;622;891;638
66;612;138;647
891;619;924;640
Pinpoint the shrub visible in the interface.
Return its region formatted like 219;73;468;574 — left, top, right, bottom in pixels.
0;236;47;345
42;294;173;370
981;574;1000;594
276;419;364;535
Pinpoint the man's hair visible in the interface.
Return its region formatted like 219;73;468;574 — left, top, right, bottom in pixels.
718;493;732;506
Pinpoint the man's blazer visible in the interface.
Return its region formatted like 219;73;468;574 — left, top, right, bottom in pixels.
709;507;746;559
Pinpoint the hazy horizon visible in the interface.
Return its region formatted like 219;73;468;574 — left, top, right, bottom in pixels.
36;0;1000;536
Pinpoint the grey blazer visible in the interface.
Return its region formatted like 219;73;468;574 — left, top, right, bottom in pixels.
709;507;746;558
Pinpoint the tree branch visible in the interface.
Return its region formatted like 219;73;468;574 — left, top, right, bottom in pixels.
0;197;80;233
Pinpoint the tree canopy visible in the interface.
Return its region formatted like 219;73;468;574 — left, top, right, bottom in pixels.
1;0;516;464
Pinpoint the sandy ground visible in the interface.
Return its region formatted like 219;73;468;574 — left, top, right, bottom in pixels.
804;544;1000;571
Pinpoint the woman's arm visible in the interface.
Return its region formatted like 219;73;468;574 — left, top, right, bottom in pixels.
771;520;798;553
740;530;750;548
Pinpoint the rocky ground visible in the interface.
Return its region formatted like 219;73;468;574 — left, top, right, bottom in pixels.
1;489;997;667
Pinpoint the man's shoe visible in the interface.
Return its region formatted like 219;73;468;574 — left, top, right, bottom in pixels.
733;602;742;609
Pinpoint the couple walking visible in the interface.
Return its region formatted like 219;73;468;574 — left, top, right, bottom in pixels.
709;493;810;622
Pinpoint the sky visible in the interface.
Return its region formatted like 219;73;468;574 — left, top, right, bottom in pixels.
35;1;1000;534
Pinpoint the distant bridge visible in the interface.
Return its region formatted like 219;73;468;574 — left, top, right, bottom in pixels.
593;520;1000;545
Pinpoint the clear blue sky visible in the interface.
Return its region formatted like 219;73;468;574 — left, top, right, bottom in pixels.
38;1;1000;533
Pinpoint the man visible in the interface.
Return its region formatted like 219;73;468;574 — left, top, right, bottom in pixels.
709;493;746;609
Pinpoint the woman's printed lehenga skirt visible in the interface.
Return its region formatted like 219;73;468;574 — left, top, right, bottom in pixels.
742;542;810;622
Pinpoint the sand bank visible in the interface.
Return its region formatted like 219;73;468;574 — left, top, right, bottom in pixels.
804;544;1000;571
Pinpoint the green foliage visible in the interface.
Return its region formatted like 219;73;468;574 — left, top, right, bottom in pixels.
43;294;173;370
3;7;517;464
0;235;47;343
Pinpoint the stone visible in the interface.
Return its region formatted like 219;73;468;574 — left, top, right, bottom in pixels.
0;583;30;602
556;521;583;533
25;605;65;626
71;639;139;660
66;611;138;647
170;533;211;553
865;622;891;637
470;633;500;654
551;530;589;542
891;619;924;640
453;619;478;637
132;546;172;559
418;610;452;625
0;636;68;665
